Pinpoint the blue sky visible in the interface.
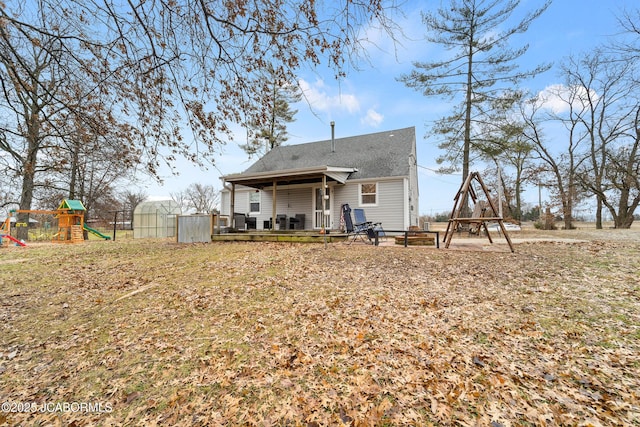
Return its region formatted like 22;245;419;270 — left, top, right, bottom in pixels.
143;0;637;216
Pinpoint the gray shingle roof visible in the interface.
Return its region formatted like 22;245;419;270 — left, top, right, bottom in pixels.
243;127;416;180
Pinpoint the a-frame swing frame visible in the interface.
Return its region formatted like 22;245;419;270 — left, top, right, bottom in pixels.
443;171;514;252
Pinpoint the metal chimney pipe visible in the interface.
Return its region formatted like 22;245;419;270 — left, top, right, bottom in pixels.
330;121;335;152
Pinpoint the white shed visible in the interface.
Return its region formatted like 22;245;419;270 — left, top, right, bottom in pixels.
133;200;181;238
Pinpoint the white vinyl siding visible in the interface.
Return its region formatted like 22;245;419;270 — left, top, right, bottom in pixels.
221;189;250;216
220;191;230;216
333;179;407;230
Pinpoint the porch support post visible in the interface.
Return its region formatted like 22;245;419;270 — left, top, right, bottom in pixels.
230;182;236;228
322;174;327;248
271;179;277;231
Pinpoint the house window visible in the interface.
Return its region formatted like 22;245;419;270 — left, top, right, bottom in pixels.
360;183;377;205
249;191;261;213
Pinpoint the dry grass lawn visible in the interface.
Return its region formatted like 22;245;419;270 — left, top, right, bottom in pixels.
1;227;639;426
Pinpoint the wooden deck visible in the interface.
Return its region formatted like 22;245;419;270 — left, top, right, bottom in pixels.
211;231;349;244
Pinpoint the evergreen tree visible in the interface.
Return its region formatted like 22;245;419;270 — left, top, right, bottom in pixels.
399;0;551;181
242;66;302;158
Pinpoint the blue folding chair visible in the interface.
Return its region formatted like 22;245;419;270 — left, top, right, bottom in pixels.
353;208;384;242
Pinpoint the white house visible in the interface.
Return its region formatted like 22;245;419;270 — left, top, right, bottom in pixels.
220;127;419;231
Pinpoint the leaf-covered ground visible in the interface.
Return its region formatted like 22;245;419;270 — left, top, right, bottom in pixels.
1;230;639;426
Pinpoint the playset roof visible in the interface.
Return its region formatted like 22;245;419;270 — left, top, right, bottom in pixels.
58;199;86;211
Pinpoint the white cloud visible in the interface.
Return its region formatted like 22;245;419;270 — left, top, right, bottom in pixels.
536;84;599;114
536;84;571;113
361;108;384;127
298;78;361;114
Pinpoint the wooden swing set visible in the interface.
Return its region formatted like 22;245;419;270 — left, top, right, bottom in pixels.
443;172;514;252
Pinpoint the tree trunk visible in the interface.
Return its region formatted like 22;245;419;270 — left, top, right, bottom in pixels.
614;208;635;229
613;186;639;228
69;135;82;200
595;197;603;229
514;168;523;222
459;39;475;219
16;165;36;242
16;110;41;241
463;45;473;183
621;214;635;228
562;200;573;230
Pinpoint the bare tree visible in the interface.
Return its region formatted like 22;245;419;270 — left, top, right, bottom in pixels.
121;190;147;228
122;191;147;213
519;93;588;230
481;143;536;222
169;190;191;215
601;107;640;228
0;173;18;212
1;0;403;174
474;91;538;221
612;8;640;64
54;82;140;204
182;183;219;214
562;53;638;228
0;5;141;239
0;17;64;240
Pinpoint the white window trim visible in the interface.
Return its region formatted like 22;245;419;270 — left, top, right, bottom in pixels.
359;182;378;207
249;191;261;214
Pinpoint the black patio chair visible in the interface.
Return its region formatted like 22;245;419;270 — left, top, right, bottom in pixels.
288;214;305;230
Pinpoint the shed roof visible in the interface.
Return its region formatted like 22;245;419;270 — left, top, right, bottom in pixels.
134;200;182;215
241;127;416;180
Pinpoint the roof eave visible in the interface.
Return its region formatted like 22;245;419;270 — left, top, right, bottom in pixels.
222;166;357;187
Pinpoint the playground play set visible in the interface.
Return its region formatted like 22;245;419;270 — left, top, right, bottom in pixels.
0;199;110;247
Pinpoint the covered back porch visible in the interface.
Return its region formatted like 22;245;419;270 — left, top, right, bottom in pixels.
221;166;357;232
